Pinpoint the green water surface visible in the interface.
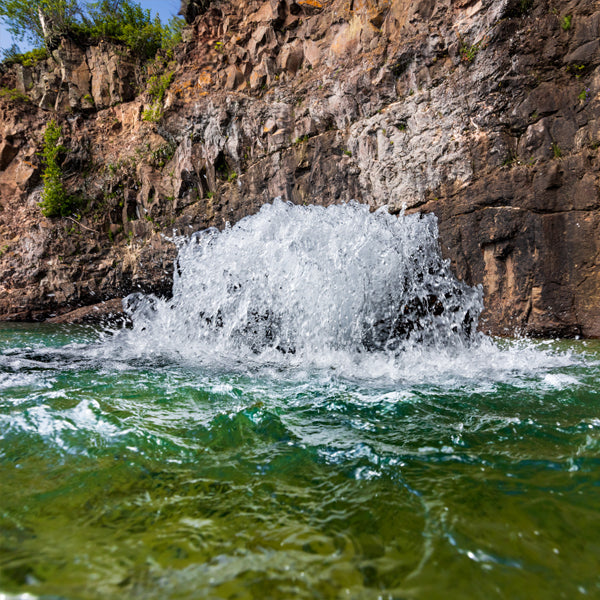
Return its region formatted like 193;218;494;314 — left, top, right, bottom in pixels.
0;323;599;599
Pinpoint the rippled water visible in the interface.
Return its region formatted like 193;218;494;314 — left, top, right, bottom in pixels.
1;323;599;600
2;203;600;599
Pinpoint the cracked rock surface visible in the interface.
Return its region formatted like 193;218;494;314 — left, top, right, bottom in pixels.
0;0;598;336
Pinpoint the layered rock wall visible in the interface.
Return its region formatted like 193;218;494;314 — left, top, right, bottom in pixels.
0;0;598;336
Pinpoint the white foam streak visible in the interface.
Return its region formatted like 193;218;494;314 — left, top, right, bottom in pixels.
1;399;121;449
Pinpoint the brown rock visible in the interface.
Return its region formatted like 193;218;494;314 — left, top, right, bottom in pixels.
0;0;599;341
0;142;18;171
303;40;321;67
46;298;125;324
564;40;600;65
225;65;245;89
249;64;267;89
277;41;304;75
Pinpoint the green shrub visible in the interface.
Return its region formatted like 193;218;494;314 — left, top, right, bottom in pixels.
0;0;81;48
39;119;78;217
0;1;186;63
1;45;48;67
142;70;173;122
78;1;185;59
161;16;185;57
142;104;162;122
458;36;482;63
578;88;590;103
0;86;29;102
147;71;174;103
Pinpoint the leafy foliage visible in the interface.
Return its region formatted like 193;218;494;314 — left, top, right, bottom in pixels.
458;34;484;64
561;14;572;31
142;69;174;122
0;0;81;46
39;120;78;217
142;104;162;123
0;86;30;102
0;0;185;60
147;70;174;103
159;16;185;57
81;0;176;59
1;45;49;66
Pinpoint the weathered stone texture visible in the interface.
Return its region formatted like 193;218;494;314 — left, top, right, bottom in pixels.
0;0;599;336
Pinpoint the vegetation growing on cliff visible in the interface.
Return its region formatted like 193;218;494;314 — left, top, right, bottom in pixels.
1;46;49;67
75;1;184;59
0;0;183;60
39;119;77;217
0;86;30;102
142;69;174;122
0;0;81;48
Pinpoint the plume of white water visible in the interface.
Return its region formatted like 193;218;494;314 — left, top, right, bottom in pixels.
120;200;484;364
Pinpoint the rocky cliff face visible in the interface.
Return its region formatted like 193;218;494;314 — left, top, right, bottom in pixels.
0;0;598;337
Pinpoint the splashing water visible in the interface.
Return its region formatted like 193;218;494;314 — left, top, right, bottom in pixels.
116;201;483;368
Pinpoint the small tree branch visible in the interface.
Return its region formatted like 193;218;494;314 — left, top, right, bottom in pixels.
38;5;51;39
65;216;99;234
